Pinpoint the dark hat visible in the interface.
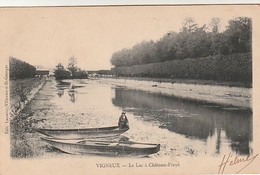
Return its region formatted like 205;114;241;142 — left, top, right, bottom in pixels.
122;112;126;114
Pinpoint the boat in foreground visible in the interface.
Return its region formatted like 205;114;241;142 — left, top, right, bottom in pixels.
35;126;129;139
41;137;160;156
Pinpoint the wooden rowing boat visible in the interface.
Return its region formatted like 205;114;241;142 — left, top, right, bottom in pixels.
35;126;129;139
41;137;160;156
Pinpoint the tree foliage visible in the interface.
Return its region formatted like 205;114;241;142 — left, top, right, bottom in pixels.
181;18;199;34
224;17;252;53
9;57;36;80
209;18;221;33
67;57;78;77
54;63;71;80
110;17;252;67
54;57;88;80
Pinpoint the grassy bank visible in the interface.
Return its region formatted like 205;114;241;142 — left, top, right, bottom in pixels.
105;76;251;88
10;78;46;109
10;77;48;158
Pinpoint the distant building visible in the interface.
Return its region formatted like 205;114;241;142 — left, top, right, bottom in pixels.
36;69;50;77
87;70;112;77
35;65;44;69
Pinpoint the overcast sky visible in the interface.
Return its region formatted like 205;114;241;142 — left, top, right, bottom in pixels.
1;6;241;70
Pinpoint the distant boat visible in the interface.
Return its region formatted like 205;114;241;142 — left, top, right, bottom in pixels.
35;126;129;139
41;137;160;156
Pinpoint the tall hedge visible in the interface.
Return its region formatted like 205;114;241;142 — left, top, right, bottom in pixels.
111;53;252;83
9;57;36;80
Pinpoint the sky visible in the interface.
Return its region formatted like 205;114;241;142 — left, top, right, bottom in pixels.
0;6;246;71
0;0;259;6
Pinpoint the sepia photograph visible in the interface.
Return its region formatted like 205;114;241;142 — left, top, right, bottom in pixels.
1;4;259;175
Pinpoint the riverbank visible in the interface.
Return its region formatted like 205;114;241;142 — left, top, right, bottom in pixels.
99;77;252;110
10;77;49;158
10;77;47;118
105;76;251;88
10;78;60;158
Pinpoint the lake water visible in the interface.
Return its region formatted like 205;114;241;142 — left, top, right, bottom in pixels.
50;79;252;157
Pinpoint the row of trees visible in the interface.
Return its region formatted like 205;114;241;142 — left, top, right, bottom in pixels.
9;57;36;80
110;17;252;67
54;57;88;80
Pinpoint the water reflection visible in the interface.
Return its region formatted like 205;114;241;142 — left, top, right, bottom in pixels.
57;90;64;97
56;80;71;88
68;91;76;103
112;88;252;155
56;81;79;103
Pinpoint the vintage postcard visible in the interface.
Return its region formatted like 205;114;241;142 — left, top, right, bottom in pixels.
0;5;259;175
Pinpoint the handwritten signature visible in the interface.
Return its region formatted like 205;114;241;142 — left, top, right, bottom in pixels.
218;153;258;174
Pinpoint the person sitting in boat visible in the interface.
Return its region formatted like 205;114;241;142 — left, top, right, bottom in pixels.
118;112;129;129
